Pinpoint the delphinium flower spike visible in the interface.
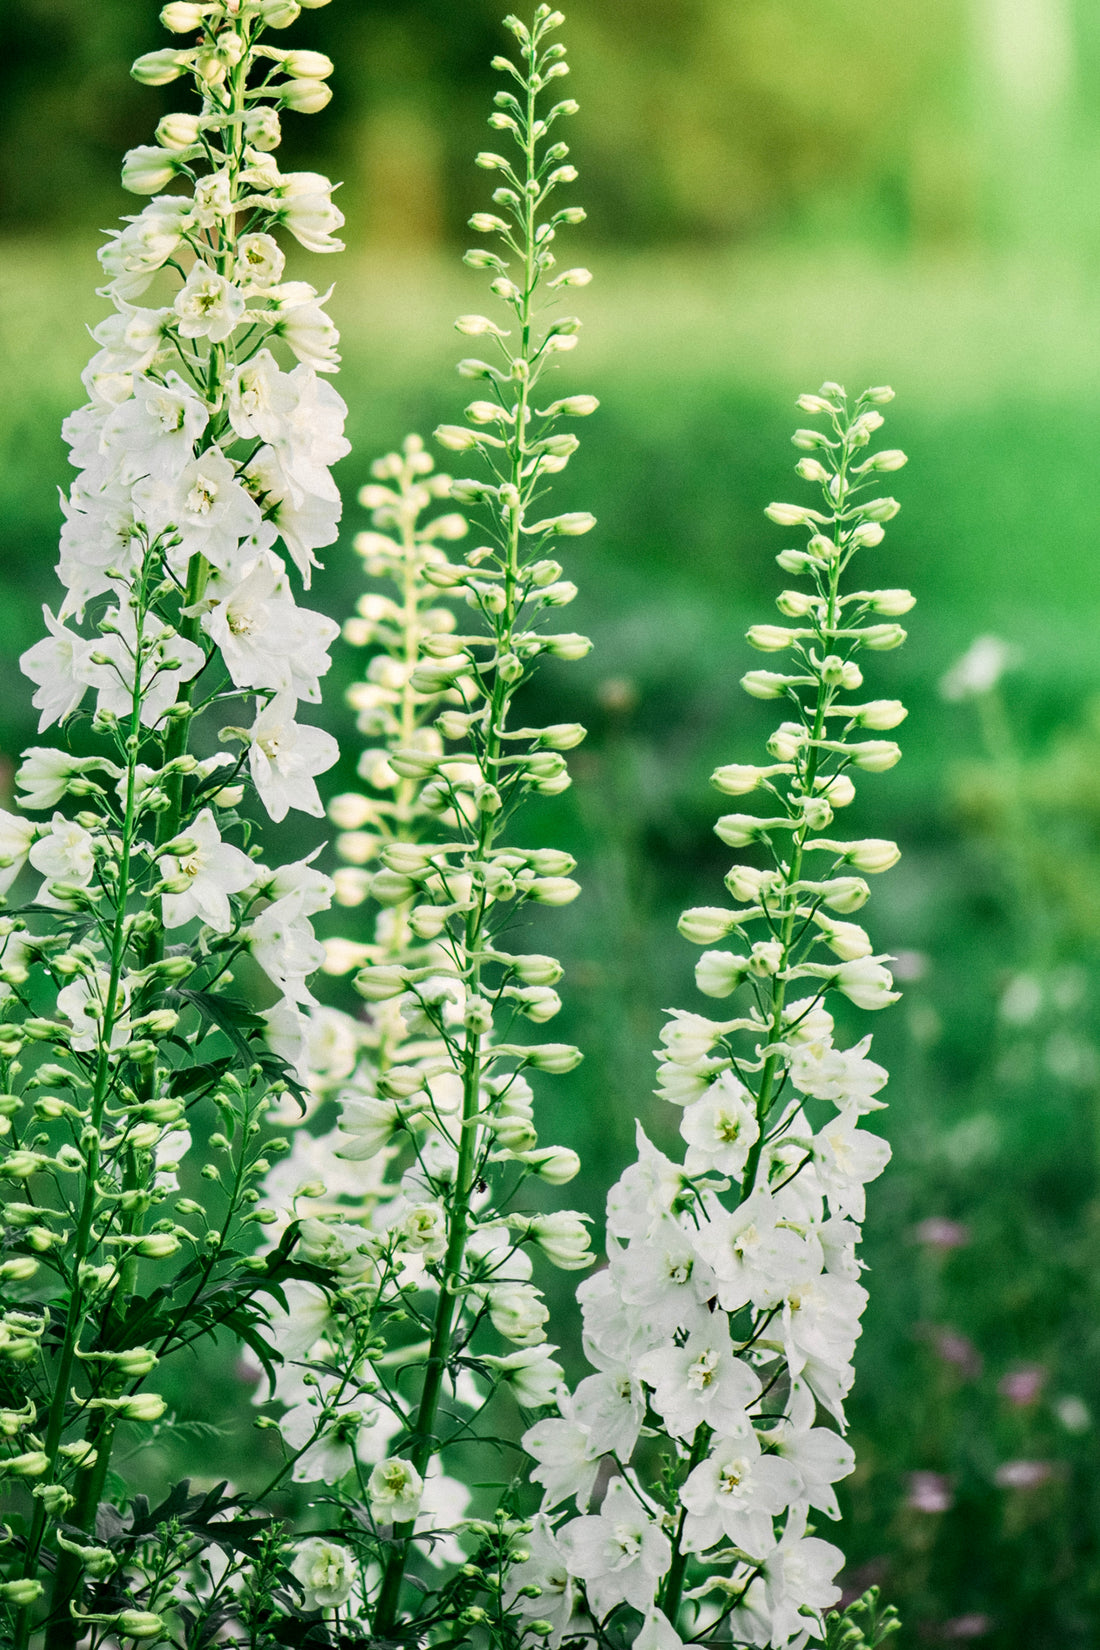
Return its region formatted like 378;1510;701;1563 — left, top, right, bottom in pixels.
0;0;349;1642
510;385;910;1649
253;10;601;1641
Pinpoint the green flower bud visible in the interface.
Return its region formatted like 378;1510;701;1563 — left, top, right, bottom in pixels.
131;48;188;85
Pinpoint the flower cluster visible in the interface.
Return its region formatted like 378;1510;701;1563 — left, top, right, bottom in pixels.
511;386;910;1648
249;10;601;1640
0;1;349;1641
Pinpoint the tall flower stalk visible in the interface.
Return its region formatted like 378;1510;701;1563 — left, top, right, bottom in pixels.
513;386;910;1649
249;8;600;1642
0;0;347;1643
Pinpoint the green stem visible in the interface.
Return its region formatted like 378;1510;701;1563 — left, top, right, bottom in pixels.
660;1424;710;1629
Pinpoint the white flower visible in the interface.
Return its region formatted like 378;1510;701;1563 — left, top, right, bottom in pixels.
245;445;342;583
264;1280;332;1363
759;1511;844;1647
173;262;246;342
680;1433;801;1557
202;552;338;698
612;1216;718;1342
273;172;346;253
80;607;205;729
572;1368;646;1460
523;1403;601;1510
272;291;340;372
0;811;35;895
787;1032;888;1110
763;1421;855;1520
504;1514;578;1649
691;1190;822;1313
236;232;285;289
415;1466;472;1569
20;608;92;730
56;970;131;1053
680;1070;760;1175
486;1280;549;1345
247;694;339;822
159;809;256;933
637;1326;761;1442
560;1477;671;1621
134;446;265;575
101;372;209;484
249;886;327;1005
811;1110;891;1221
290;1537;357;1612
29;813;95;891
481;1345;566;1409
368;1457;424;1524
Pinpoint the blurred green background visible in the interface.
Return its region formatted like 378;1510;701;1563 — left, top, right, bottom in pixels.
6;0;1100;1643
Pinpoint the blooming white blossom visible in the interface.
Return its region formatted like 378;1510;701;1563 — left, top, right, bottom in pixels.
158;809;256;933
290;1538;358;1612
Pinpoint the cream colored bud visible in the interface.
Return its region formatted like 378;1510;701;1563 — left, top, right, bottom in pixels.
795;457;830;483
714;813;791;848
814;914;873;960
498;952;562;987
156;112;202;150
765;501;824;527
695;951;747;999
259;0;302;21
160;2;208;29
678;906;741;945
741;670;800;700
848;740;902;772
121;146;181;194
800;795;833;831
131;48;187;85
513;1146;580;1184
712;764;765;795
859;624;906;651
809;838;900;874
747;624;796;652
355;966;408;1002
850;521;886;548
283;49;334;78
852;699;907;730
861;588;914;616
280;78;333;113
526;877;580;906
775;589;819;618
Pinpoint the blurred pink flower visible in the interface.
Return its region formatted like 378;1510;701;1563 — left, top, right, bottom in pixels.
926;1325;983;1379
941;1613;993;1640
998;1365;1046;1407
906;1471;953;1514
911;1218;971;1250
994;1459;1054;1490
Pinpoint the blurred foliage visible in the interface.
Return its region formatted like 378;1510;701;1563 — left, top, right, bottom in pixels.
6;0;1100;251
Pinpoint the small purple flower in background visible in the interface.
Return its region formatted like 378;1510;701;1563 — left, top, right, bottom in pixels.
911;1217;971;1250
998;1364;1046;1407
906;1471;953;1514
994;1459;1056;1490
941;1613;994;1640
924;1325;983;1380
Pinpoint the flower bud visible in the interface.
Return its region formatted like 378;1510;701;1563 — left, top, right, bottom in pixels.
131;48;188;85
115;1613;166;1640
487;1281;549;1345
849;699;907;730
746;624;797;651
765;501;825;528
814;915;873;960
859;624;906;651
741;670;800;700
833;957;900;1009
2;1450;49;1478
808;838;900;874
678;907;739;945
850;521;886;549
283;49;334;78
0;1580;42;1605
526;877;580;906
714;813;792;848
525;1211;593;1270
695;951;747;998
156;112;202;150
280;78;333;113
121;146;182;194
496;952;562;987
511;1146;580;1183
848;740;902;772
355;966;408;1002
160;2;208;29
